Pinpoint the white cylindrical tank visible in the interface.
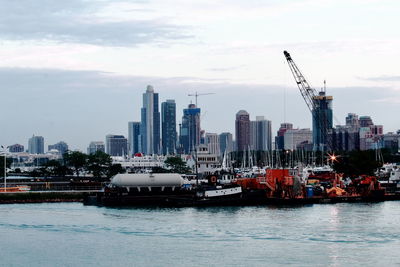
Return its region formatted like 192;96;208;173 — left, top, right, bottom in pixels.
111;173;185;188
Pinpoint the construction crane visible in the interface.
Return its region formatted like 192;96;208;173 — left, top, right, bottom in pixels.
283;50;332;152
188;92;215;107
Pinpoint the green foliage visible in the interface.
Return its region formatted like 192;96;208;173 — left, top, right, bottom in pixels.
107;163;125;178
63;151;88;177
164;156;191;174
333;150;383;177
87;151;112;178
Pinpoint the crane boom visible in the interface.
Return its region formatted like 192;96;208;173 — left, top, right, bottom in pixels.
283;51;318;113
188;92;215;107
283;50;332;152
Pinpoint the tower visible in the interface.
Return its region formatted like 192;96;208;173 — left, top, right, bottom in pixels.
140;85;160;155
235;110;250;151
161;100;177;155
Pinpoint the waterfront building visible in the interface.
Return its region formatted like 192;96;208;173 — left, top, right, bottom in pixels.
87;141;105;154
312;91;333;151
219;132;233;155
275;123;293;150
106;135;128;156
205;133;220;156
180;104;201;154
235;110;250;151
9;144;24;153
140;85;160;155
284;128;312;150
128;122;141;156
161;100;177;155
48;141;68;155
28;135;44;154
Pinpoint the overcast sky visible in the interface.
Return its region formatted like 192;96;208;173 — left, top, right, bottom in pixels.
0;0;399;151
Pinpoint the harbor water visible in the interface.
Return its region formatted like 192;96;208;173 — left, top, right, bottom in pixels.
1;202;400;266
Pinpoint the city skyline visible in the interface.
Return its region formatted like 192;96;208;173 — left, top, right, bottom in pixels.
1;1;399;150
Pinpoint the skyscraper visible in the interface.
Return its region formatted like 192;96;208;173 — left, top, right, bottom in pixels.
180;104;201;154
28;135;44;154
87;141;105;154
140;85;160;155
219;132;233;155
106;135;128;156
235;110;250;151
254;116;272;151
161;100;177;155
128;122;141;156
205;133;220;155
312;91;333;151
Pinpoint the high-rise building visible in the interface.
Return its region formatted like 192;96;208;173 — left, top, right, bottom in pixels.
219;132;233;155
8;144;24;153
312;91;333;151
275;123;293;150
250;116;272;151
205;133;220;156
346;113;360;130
48;141;68;155
128;122;141;156
161;100;177;155
235;110;250;151
284;129;312;150
180;104;201;154
106;135;128;156
87;141;105;154
28;135;44;154
140;85;160;155
359;116;373;127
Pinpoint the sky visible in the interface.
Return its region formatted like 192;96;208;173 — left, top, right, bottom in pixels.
0;0;399;151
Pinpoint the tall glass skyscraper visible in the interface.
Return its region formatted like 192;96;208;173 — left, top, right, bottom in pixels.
161;100;176;155
140;85;160;155
28;135;44;154
128;122;141;156
180;104;201;154
312;91;333;151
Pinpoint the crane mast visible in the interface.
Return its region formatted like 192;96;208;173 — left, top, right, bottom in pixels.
283;50;332;152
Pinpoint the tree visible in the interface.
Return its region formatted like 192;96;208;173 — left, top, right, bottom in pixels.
87;151;112;179
107;163;125;178
333;150;382;177
64;151;88;177
164;156;191;174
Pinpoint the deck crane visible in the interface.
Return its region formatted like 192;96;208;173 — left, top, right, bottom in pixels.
283;50;333;152
188;92;215;107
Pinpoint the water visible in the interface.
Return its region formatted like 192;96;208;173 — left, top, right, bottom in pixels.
1;202;400;267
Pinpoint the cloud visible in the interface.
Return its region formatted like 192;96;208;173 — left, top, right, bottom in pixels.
206;65;246;72
1;67;399;150
0;0;191;47
359;75;400;82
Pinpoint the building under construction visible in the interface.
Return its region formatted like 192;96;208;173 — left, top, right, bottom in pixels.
312;91;333;151
284;51;333;151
